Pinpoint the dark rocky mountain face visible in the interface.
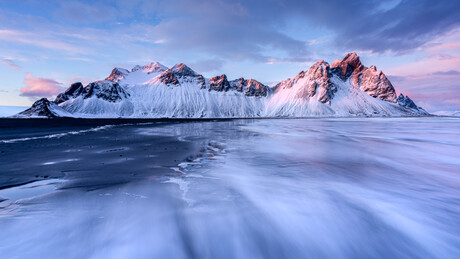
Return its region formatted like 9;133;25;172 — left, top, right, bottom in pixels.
330;52;397;103
275;60;336;104
209;74;230;92
228;78;268;97
15;53;426;119
170;63;197;76
397;94;420;110
105;68;129;82
275;52;398;105
55;82;84;104
330;52;365;80
159;63;206;87
54;81;129;104
243;79;268;97
82;81;129;102
131;62;167;73
17;98;59;118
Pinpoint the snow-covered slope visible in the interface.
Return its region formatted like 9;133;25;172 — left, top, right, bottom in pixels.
265;54;427;117
14;98;73;118
432;111;460;117
15;53;428;118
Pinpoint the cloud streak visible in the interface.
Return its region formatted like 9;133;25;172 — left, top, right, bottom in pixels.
389;71;460;112
0;59;22;71
4;0;460;63
0;29;89;55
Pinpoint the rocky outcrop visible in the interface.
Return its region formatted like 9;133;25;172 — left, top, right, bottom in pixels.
16;98;61;118
275;52;397;105
275;60;336;104
16;53;427;118
131;62;167;73
397;94;420;110
82;81;129;102
159;63;206;87
330;52;397;103
229;78;268;97
105;68;129;82
54;82;84;104
158;70;179;85
330;52;364;81
209;74;230;91
55;81;129;103
359;65;397;102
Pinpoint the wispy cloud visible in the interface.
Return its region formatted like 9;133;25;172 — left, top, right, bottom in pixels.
0;29;89;55
389;70;460;112
20;74;64;98
189;59;225;73
432;70;460;76
0;59;22;71
54;1;118;24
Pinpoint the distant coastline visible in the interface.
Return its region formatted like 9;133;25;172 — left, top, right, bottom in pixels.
0;105;28;117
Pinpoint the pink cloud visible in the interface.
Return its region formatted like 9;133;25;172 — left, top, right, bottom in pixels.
20;74;64;98
0;59;22;71
389;71;460;112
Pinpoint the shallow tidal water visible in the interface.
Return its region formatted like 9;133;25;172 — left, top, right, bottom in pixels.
1;117;460;258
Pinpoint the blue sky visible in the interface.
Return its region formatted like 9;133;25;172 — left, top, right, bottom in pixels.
0;0;459;112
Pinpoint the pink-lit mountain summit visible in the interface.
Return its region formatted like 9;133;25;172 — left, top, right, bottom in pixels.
16;53;427;118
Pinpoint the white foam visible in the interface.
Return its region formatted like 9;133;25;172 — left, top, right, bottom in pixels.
0;124;116;144
0;179;66;201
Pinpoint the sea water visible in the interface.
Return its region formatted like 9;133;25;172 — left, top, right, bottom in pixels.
0;117;459;258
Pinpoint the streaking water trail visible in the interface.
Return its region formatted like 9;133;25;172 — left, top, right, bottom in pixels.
0;124;117;143
0;118;459;258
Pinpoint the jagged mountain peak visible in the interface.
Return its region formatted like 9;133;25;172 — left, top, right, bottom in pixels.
159;63;203;86
328;53;397;102
397;93;422;111
132;62;168;73
208;74;230;91
169;63;197;75
15;98;71;118
55;82;84;104
313;60;329;67
331;52;364;78
105;67;130;82
306;60;331;79
15;52;427;118
145;62;168;72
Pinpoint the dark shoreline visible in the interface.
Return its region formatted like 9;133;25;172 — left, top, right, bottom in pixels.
0;117;236;128
0;115;437;128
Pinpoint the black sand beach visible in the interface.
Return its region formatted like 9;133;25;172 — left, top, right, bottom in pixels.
0;118;206;191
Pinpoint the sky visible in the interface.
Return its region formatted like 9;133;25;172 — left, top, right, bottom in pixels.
0;0;459;112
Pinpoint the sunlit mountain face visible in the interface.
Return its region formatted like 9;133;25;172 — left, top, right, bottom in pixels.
14;53;426;118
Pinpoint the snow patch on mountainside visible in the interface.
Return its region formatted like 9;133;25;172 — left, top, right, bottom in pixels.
60;78;265;118
14;54;429;118
14;98;73;118
432;111;460;116
265;75;413;117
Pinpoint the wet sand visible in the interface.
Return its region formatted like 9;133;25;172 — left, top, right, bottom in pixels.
0;119;204;191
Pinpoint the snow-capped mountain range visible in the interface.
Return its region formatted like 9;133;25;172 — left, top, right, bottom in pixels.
16;53;427;118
